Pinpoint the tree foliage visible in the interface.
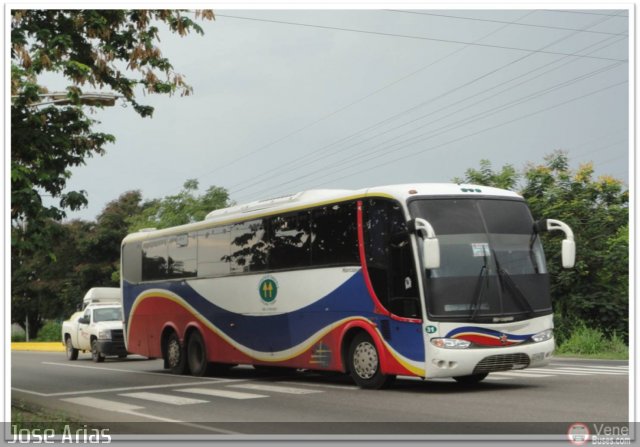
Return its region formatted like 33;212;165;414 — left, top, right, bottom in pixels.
11;184;230;336
11;9;214;226
129;179;231;231
456;152;629;341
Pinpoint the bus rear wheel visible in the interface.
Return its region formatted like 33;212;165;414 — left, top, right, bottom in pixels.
187;331;210;377
348;333;395;389
165;332;187;374
453;373;488;384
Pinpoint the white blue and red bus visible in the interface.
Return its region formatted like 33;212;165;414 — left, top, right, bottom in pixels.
120;183;575;388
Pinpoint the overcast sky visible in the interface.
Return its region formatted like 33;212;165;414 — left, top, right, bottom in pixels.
41;7;630;221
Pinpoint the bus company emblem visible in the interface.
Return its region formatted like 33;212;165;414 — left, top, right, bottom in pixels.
499;334;508;345
258;276;278;304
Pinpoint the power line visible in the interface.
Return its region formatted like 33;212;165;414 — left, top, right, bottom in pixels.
229;14;625;198
216;14;626;62
547;10;629;18
224;10;538;192
237;64;625;201
185;10;537;194
270;80;628;198
385;10;628;36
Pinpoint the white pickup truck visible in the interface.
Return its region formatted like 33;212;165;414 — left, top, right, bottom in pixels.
62;288;127;362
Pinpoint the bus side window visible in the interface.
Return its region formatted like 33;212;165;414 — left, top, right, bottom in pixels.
167;233;197;278
269;212;311;270
197;227;231;277
311;202;359;267
227;219;268;273
142;238;168;281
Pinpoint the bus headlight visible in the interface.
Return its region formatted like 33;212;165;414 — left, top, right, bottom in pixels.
531;329;553;343
98;329;112;340
430;338;471;349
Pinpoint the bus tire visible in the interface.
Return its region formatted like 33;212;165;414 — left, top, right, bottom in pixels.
166;332;187;375
65;336;78;361
453;373;488;384
186;331;210;377
348;333;395;389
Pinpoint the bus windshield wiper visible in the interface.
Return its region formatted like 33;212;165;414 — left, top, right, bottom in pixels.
493;250;535;315
469;254;489;321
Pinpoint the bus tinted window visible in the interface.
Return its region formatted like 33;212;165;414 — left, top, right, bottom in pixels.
122;242;142;283
168;234;197;278
226;219;268;273
269;212;312;270
311;202;358;266
198;227;231;277
142;239;168;281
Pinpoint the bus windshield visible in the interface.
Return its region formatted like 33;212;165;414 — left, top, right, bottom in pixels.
409;198;551;323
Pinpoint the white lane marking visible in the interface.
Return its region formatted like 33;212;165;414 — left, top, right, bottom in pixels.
178;387;267;400
15;380;237;397
554;367;628;375
62;396;144;412
62;397;240;434
228;383;323;395
490;371;554;378
277;381;360;391
12;387;48;397
41;361;226;381
550;363;628;370
523;369;591;375
119;392;208;405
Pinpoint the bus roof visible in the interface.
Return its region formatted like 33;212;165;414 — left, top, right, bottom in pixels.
122;183;521;243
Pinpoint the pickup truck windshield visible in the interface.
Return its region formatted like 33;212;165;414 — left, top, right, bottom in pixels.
93;308;123;322
409;197;551;323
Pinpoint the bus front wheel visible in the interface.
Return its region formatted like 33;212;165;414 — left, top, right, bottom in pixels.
165;332;187;375
348;333;395;389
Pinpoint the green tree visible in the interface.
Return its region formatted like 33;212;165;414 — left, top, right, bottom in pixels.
456;152;629;341
129;180;231;230
454;159;519;190
11;9;214;226
11;191;147;337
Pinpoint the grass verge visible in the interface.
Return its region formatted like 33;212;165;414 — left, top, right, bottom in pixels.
556;325;628;360
11;399;94;434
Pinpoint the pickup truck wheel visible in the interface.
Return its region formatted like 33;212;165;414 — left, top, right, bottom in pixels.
166;332;187;374
65;337;78;361
91;339;105;363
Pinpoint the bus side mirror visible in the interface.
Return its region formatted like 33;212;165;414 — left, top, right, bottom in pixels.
536;218;576;268
561;239;576;269
412;218;440;269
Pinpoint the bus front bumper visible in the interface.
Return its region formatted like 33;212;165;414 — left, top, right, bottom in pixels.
424;338;555;379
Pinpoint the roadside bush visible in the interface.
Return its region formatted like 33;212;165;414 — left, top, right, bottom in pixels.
36;321;62;342
11;333;26;342
557;324;628;358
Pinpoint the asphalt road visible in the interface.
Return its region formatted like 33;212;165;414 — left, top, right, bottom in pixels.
11;351;629;438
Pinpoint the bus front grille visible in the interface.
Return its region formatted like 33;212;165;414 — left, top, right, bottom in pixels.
472;353;530;374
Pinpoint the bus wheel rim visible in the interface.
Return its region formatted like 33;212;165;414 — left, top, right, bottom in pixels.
353;342;378;379
168;339;180;366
